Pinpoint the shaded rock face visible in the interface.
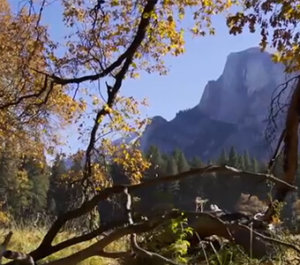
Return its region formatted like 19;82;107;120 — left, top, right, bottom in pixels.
141;48;288;160
198;47;285;125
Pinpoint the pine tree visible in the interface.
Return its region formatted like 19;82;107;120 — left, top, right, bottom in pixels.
47;154;68;216
0;142;32;219
218;149;228;165
23;156;49;216
172;149;189;173
251;157;259;173
166;157;178;175
190;156;202;168
166;157;180;197
243;151;251;171
146;145;166;177
238;155;245;170
0;142;19;208
228;146;239;167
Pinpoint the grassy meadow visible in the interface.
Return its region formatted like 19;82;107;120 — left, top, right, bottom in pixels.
0;227;128;265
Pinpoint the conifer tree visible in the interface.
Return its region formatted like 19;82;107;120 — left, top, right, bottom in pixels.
23;157;49;216
172;149;189;173
251;157;259;173
166;157;178;175
146;145;166;177
238;155;245;170
0;143;32;219
243;151;252;171
190;156;202;168
218;149;228;165
228;146;239;167
166;156;180;195
47;154;68;216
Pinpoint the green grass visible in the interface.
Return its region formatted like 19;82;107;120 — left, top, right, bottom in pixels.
0;227;127;265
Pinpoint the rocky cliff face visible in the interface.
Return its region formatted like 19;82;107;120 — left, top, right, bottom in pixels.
141;48;287;160
198;47;285;125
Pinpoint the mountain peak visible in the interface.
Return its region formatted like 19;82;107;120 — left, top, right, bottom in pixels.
198;47;285;124
140;47;287;160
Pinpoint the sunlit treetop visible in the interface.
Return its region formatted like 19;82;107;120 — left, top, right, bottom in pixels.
0;1;86;158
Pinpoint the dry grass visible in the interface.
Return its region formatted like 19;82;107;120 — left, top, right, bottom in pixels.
0;227;127;265
2;227;300;265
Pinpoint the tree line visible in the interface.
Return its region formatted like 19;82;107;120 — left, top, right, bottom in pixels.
0;143;265;225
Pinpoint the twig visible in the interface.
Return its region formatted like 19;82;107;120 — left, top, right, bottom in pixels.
45;211;181;265
241;224;300;254
124;188;183;265
195;232;209;265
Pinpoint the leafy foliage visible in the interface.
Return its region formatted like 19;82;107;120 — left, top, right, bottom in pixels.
227;0;300;72
122;216;193;265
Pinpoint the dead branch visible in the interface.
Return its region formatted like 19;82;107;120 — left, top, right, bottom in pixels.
266;74;300;144
6;210;300;264
264;77;300;221
124;188;182;265
3;250;34;265
131;234;184;265
30;220;126;260
267;129;286;173
31;164;296;261
240;224;300;255
44;211;181;265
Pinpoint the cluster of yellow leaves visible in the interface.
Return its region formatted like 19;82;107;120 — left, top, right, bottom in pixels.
56;151;110;191
227;0;300;72
106;96;149;134
80;95;151;185
102;139;150;184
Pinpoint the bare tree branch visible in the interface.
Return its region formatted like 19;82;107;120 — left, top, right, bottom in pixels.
3;250;34;265
44;211;181;265
240;224;300;255
31;164;296;260
30;220;125;260
124;188;183;265
264;77;300;221
267;128;286;173
49;0;157;86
